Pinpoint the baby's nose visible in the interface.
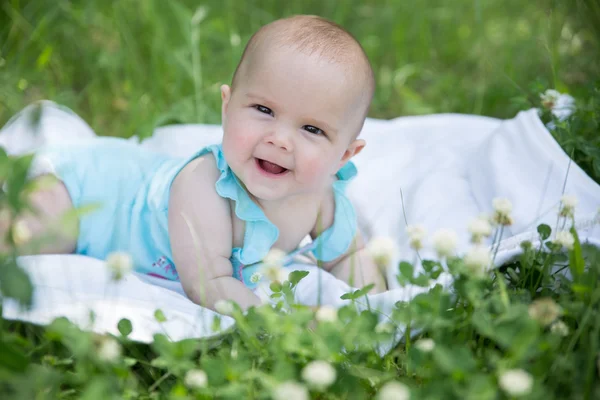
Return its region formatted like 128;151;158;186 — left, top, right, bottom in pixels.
267;129;293;151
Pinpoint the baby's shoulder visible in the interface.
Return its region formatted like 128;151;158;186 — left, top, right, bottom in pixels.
171;152;221;197
183;151;219;175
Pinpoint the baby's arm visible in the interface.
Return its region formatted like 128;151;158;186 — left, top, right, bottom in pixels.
168;156;262;312
311;191;387;293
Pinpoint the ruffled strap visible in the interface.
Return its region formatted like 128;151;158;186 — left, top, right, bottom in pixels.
200;145;279;266
309;161;358;262
203;144;357;266
235;163;358;289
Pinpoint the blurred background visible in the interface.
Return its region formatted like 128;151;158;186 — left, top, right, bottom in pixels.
0;0;598;139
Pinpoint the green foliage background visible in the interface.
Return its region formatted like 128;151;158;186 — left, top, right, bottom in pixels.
1;0;599;138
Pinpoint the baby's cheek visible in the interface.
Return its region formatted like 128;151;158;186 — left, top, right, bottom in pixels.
223;123;255;155
302;158;331;185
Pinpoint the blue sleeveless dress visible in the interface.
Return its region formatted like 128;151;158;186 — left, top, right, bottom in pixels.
36;137;358;289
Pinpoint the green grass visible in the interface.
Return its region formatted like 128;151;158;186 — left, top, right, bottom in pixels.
1;0;599;140
1;2;600;398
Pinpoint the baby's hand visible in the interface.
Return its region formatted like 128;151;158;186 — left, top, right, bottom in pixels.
187;273;263;312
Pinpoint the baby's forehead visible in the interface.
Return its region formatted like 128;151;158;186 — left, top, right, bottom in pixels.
246;46;366;104
248;32;368;79
243;43;371;107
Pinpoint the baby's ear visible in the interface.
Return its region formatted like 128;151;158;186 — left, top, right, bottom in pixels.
339;139;365;168
221;85;231;120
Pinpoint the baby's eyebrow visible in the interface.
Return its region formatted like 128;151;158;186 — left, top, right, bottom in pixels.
245;92;271;104
306;118;337;136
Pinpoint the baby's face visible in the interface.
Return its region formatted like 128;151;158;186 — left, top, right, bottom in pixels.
221;45;367;202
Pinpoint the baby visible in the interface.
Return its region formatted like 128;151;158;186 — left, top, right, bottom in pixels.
1;15;386;311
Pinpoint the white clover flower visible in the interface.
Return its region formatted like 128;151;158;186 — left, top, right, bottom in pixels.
493;198;513;215
250;272;263;284
468;216;492;243
553;93;576;120
528;297;561;327
230;33;241;47
106;251;133;281
97;336;121;363
554;231;575;250
560;194;578;209
273;381;309;400
301;360;337;390
214;300;235;316
377;381;410;400
492;198;513;226
261;248;288;282
375;322;395;334
414;338;435;352
12;220;32;246
540;89;575;120
263;248;286;267
260;249;288;283
261;264;289;283
559;194;578;217
315;305;338;323
367;236;398;269
184;369;208;389
550;320;569;337
432;229;458;258
498;369;533;397
406;224;427;250
464;245;492;277
540;89;561;109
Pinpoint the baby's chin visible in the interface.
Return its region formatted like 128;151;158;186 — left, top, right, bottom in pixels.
246;181;332;207
244;184;290;203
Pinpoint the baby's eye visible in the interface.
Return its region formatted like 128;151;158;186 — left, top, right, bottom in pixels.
303;125;325;136
254;105;273;116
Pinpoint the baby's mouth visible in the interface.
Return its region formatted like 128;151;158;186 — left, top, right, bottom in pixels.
256;158;288;175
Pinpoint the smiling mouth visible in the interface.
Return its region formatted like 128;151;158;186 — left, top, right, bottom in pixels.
256;158;289;175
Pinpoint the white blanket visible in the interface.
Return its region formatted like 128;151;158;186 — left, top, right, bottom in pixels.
1;101;599;345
